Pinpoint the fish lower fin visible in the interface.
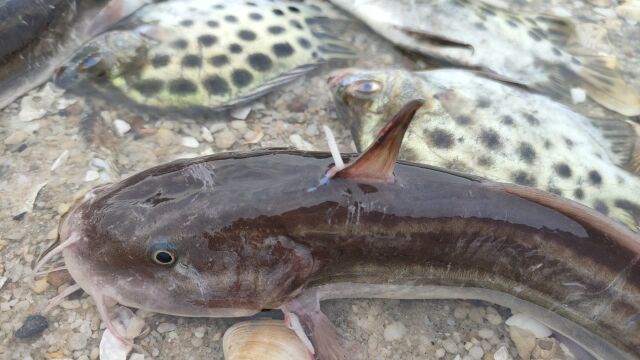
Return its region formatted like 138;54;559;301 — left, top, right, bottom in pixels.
589;117;640;175
306;17;356;60
328;99;425;183
532;14;576;46
575;55;640;116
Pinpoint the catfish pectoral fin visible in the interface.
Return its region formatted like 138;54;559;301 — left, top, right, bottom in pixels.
281;292;365;360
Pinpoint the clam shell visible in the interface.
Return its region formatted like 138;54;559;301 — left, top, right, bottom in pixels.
223;320;311;360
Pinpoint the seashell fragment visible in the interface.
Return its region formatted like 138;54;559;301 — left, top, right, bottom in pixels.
223;320;312;360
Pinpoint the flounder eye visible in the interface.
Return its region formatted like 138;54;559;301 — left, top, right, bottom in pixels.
347;80;382;99
149;241;177;266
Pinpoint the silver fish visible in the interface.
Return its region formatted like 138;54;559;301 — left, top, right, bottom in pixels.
330;68;640;231
330;0;640;116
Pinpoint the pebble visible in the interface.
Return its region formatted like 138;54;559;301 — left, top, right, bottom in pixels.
289;134;316;151
193;326;206;338
130;354;144;360
230;120;248;133
181;136;200;148
617;1;640;22
31;277;49;294
509;326;536;359
84;170;100;182
15;315;49;338
435;348;446;358
453;304;469;320
215;129;236;149
485;307;503;325
113;119;131;136
469;346;484;360
477;328;494;340
4;130;28;145
156;322;176;333
442;338;459;354
468;307;485;323
230;106;252;120
68;332;89;350
46;270;72;287
201;126;213;143
383;321;407;342
155;128;175;146
50;150;70;171
505;314;552;338
493;346;511;360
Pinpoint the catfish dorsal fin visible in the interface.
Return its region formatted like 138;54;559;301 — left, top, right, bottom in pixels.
327;99;425;183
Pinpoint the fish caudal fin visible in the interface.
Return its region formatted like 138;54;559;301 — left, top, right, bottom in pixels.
328;99;425;183
576;55;640;116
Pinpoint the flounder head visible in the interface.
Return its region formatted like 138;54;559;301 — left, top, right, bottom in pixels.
54;30;148;90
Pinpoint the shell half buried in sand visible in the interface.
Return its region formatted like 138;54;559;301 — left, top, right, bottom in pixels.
223;320;312;360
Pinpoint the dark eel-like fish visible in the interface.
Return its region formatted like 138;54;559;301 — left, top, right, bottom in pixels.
38;100;640;359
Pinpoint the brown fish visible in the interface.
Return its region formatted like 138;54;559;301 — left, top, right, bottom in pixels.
38;100;640;359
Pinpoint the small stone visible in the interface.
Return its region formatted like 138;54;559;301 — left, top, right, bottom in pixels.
155;128;175;146
201;126;213;143
193;327;206;338
61;300;81;309
46;270;72;287
485;307;503;325
15;315;49;338
84;170;100;182
469;346;484;360
130;354;145;360
435;348;446;358
477;328;494;340
443;338;459;354
181;136;200;148
31;277;49;294
90;347;99;360
454;304;469;319
289;134;316;151
469;307;486;323
113;119;131;136
191;337;204;347
617;1;640;22
230;120;247;132
68;332;89;350
383;321;406;342
126;316;146;339
4;130;28;145
506;314;552;338
230;106;252;120
215;129;236;149
509;326;536;360
156;322;176;333
51;150;70;171
532;338;566;360
209;123;226;134
493;346;511;360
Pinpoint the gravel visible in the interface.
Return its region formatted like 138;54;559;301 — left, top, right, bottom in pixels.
14;315;49;339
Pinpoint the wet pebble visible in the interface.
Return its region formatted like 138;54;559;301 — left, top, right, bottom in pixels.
469;346;484;360
442;338;459;354
493;346;512;360
155;128;175;146
477;328;494;340
181;136;200;148
617;1;640;22
113;119;131;136
484;307;503;325
435;348;446;358
383;321;407;342
3;130;28;145
31;277;49;294
15;315;49;338
215;129;236;149
230;120;247;133
201;126;213;143
509;326;536;359
156;322;176;333
69;332;89;350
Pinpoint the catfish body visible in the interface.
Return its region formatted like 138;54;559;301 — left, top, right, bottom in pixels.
59;149;640;359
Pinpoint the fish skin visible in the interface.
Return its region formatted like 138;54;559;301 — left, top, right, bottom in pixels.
55;148;640;359
330;68;640;232
54;0;353;112
329;0;640;116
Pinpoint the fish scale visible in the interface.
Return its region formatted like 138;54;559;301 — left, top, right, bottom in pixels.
331;68;640;232
55;0;353;111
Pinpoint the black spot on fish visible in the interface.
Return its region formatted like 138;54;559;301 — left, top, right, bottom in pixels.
209;54;229;67
524;114;540;126
225;15;238;23
288;6;300;13
477;97;491;108
507;19;518;28
204;76;229;95
133;79;163;96
518;142;536;164
213;4;224;9
207;20;219;28
151;54;170;68
573;188;584;200
180;19;194;27
593;200;609;215
310;4;322;11
229;44;243;53
525;17;537;26
249;12;263;20
298;37;311;48
272;42;294;57
198;35;218;47
563;137;574;148
480;6;496;16
427;128;454;149
273;9;284;16
474;22;487;30
547;186;562;196
182;54;202;68
169;79;197;95
554;163;572;178
552;47;562;56
501;115;514;126
290;19;303;29
544;140;553;149
480;128;501;150
571;57;581;65
238;30;257;41
512;171;536;187
528;29;542;42
232;69;253;87
248;53;273;71
269;26;285;34
455;115;472;125
171;39;189;49
588;170;602;185
477;156;493;168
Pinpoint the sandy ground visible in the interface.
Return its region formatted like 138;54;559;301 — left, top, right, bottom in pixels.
0;0;639;359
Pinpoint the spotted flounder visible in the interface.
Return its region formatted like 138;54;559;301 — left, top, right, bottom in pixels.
37;101;640;359
330;0;640;117
330;68;640;231
54;0;353;111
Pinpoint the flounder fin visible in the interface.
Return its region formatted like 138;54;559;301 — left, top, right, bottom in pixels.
533;14;576;46
329;99;425;183
87;0;149;36
306;17;356;59
576;55;640;116
588;117;640;173
488;182;640;249
394;25;475;52
628;121;640;175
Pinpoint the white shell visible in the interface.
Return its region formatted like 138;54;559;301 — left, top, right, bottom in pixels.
223;320;311;360
506;313;552;338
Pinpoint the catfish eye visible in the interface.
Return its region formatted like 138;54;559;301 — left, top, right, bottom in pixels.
347;80;382;99
152;249;176;265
